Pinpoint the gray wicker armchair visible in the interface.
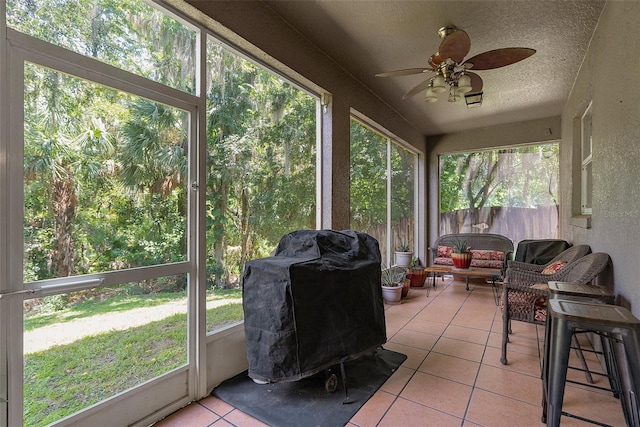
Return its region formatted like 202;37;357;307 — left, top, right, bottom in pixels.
500;252;611;365
506;244;591;273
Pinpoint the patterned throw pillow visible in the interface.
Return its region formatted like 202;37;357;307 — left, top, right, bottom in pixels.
541;260;567;275
437;245;453;258
471;249;491;260
471;249;505;261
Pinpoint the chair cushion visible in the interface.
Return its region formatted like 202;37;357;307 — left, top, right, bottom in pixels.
500;283;549;322
470;259;504;269
531;283;549;321
471;249;505;261
541;260;567;275
437;245;453;257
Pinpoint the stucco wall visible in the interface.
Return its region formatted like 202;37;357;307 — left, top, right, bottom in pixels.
560;1;640;315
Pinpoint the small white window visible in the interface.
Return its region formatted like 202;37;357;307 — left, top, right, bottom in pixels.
581;102;593;214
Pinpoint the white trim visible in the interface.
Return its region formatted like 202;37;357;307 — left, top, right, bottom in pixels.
8;29;197;111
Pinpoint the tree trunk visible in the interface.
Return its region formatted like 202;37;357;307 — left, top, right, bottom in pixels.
52;173;77;278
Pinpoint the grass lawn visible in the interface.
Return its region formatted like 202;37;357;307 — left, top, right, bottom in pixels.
23;288;243;426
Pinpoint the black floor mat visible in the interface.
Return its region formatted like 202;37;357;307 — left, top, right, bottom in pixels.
212;348;406;427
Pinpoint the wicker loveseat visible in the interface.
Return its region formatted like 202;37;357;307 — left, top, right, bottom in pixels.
429;233;514;275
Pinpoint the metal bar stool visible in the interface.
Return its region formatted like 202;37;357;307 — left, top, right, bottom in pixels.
549;282;615;382
544;299;640;427
542;282;617;423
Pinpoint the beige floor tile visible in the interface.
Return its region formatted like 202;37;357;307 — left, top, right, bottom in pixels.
442;324;490;345
482;345;542;377
466;388;541;427
198;395;234;417
389;329;439;351
418;352;480;385
153;402;220;427
475;364;542;405
349;390;396;427
378;397;462;427
451;312;494;331
382;341;428;370
431;336;486;362
400;371;472;418
380;365;415;395
404;317;449;336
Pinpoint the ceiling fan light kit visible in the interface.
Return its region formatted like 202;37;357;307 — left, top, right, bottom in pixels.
464;92;484;108
376;25;535;107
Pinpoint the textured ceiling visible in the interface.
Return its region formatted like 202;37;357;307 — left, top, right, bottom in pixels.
263;0;605;136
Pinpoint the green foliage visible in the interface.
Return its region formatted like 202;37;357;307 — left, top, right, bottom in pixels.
23;291;242;426
452;237;470;253
439;144;559;213
381;265;406;286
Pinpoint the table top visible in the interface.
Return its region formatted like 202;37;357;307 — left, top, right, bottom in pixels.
548;281;614;298
424;265;501;278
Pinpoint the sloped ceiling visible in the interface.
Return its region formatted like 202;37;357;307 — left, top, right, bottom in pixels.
263;0;605;136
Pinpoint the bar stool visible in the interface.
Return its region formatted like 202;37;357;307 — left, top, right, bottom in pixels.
544;299;640;427
548;282;615;383
542;282;617;423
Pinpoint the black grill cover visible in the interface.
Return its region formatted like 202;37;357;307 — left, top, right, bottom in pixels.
515;239;571;265
242;230;386;383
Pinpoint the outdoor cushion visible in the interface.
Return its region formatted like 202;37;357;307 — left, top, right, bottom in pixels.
541;260;567;275
471;249;505;261
437;245;454;257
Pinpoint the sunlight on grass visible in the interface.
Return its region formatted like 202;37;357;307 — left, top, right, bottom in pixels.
24;298;243;426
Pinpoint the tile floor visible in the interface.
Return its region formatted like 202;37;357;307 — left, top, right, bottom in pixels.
154;276;627;427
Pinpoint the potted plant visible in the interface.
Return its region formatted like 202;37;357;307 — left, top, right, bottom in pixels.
407;256;427;287
394;238;414;267
451;238;472;269
381;265;406;303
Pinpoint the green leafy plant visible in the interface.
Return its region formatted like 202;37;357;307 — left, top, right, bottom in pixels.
395;237;411;252
452;237;470;253
381;265;406;286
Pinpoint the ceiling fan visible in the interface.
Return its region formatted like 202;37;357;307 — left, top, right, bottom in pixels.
375;25;535;106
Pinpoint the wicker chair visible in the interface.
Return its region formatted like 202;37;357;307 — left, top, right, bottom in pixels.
500;252;611;365
506;244;591;273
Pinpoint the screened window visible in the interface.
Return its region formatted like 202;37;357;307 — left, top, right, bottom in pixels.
204;35;318;333
7;0;197;94
439;144;559;245
350;118;417;266
23;63;188;282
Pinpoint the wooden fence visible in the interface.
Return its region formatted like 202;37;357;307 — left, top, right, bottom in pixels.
440;205;559;247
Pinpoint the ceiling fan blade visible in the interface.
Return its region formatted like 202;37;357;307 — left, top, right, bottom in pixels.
375;68;431;77
438;29;471;63
467;72;484;92
463;48;536;70
402;80;431;100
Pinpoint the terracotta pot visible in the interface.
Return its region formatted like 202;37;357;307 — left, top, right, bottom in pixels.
451;252;472;269
401;278;410;297
407;268;426;287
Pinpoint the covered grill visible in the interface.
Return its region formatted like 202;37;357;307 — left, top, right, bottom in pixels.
242;229;386;383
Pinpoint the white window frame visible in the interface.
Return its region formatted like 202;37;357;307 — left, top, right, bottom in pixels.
581;101;593;215
4;27;202;427
349;114;422;267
